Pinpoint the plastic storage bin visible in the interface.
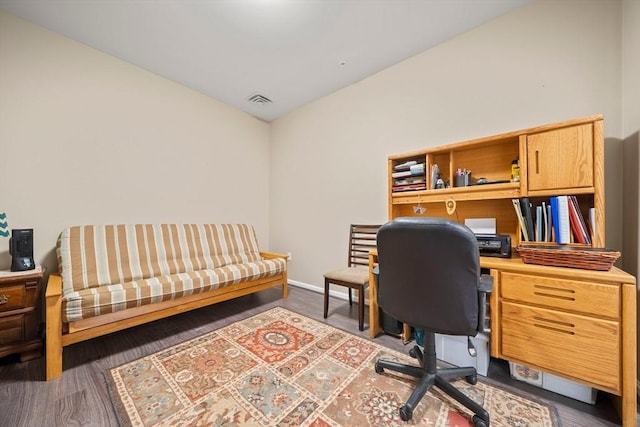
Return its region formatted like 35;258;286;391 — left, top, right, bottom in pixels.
435;332;490;376
509;362;597;404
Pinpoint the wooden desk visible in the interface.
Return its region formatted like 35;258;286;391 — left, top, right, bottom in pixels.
368;250;637;426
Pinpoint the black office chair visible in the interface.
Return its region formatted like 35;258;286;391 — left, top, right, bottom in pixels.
374;217;492;427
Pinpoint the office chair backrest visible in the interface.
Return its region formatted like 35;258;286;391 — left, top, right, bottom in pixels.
347;224;380;268
376;217;480;336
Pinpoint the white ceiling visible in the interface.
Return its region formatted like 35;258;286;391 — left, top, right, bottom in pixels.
0;0;530;122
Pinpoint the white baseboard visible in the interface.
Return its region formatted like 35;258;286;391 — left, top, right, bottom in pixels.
287;279;323;295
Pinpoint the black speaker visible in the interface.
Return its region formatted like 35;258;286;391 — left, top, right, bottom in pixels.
9;228;35;272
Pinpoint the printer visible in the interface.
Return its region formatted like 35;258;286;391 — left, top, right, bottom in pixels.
464;219;512;258
476;234;511;258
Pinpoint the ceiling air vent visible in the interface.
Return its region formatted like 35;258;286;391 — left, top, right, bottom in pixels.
247;93;273;105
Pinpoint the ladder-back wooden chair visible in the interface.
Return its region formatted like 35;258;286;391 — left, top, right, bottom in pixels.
323;224;382;331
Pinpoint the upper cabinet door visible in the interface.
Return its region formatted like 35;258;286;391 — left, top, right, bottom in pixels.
526;123;594;192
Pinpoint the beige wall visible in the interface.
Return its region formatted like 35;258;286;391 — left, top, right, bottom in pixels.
0;11;272;272
270;0;626;292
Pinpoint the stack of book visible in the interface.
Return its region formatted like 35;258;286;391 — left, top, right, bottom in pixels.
512;196;593;244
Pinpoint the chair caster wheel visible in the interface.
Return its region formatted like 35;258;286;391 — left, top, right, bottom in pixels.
465;374;477;385
472;415;489;427
409;347;417;358
399;405;413;421
374;363;384;374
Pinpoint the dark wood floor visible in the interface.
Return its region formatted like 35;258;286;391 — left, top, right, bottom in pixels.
0;286;634;426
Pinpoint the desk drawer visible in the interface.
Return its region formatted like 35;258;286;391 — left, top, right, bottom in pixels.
0;314;24;345
501;301;619;392
0;285;25;312
501;272;619;318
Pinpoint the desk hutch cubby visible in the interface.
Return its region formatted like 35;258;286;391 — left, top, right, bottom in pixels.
368;115;637;426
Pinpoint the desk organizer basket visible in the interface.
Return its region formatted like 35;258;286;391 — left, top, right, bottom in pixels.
516;244;620;271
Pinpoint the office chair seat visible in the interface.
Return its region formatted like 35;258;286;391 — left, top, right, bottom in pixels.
374;217;492;426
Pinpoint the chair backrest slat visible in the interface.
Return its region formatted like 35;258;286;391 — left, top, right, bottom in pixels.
348;224;382;268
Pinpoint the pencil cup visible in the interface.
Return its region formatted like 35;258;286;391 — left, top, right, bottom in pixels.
455;174;471;187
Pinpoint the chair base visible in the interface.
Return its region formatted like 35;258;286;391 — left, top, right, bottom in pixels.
323;278;365;331
375;334;490;427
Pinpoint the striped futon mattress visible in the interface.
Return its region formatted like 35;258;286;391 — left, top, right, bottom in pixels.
57;224;286;323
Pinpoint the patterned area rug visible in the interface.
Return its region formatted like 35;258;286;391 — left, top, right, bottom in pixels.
105;307;560;426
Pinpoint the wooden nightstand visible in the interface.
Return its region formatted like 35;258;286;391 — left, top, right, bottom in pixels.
0;266;45;362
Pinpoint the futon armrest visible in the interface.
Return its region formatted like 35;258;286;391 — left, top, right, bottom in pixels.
260;251;288;260
45;273;62;298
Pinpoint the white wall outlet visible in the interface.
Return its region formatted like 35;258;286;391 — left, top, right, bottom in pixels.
287;252;292;261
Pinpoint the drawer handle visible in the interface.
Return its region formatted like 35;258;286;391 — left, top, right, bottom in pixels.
533;285;576;301
533;284;575;293
0;294;8;305
533;291;575;301
533;316;575;335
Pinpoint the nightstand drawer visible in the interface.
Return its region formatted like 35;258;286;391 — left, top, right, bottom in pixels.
0;285;26;312
501;272;619;318
0;314;24;345
0;269;44;362
501;301;619;392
